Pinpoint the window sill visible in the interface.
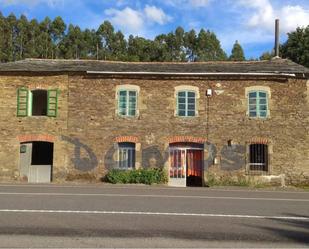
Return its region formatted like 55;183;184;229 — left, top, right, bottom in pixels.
174;115;199;119
17;115;54;118
116;115;140;120
246;116;270;121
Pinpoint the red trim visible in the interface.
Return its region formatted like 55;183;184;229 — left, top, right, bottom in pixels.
168;136;206;144
115;136;139;143
248;137;269;144
18;134;55;143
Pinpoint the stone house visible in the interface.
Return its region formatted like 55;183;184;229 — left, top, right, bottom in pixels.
0;58;308;186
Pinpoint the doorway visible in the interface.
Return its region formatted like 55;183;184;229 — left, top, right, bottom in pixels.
19;141;54;183
169;143;203;187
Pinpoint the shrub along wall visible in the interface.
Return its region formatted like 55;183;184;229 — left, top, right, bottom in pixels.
105;168;168;185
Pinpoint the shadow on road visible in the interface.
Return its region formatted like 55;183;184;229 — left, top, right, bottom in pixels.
245;213;309;245
0;226;287;243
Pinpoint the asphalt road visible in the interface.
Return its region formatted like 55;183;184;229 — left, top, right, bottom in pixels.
0;184;308;248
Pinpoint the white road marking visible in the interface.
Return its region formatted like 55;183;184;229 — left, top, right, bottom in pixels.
0;209;308;221
0;192;308;202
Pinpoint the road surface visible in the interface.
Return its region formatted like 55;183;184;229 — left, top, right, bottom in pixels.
0;183;308;248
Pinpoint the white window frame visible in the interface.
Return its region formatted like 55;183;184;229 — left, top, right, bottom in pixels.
116;85;140;117
245;86;271;119
118;143;136;170
174;85;199;117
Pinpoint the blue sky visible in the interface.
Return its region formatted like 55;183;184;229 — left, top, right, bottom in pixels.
1;0;309;59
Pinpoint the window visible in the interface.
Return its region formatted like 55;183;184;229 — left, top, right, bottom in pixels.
118;90;137;117
32;90;47;116
249;143;268;172
248;91;268;118
177;91;196;117
118;142;135;169
17;88;59;117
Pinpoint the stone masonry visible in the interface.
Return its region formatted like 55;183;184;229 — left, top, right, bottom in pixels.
0;59;308;185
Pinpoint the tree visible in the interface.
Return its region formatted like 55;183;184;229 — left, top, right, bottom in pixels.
5;13;18;61
184;29;197;62
127;35;153;61
59;24;84;59
82;28;100;59
111;31;127;60
16;14;30;60
0;12;6;62
259;51;274;60
51;16;66;59
196;29;227;61
97;21;115;60
36;17;53;58
153;34;169;61
0;13;236;62
281;26;309;68
229;40;245;61
27;19;41;58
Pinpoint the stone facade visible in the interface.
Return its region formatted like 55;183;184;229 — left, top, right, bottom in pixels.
0;61;308;186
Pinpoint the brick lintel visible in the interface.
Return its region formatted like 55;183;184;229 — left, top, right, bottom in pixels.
115;136;139;143
168;136;206;144
248;137;269;145
18;134;55;143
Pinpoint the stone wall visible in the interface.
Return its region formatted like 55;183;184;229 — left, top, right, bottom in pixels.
65;75;309;185
0;74;69;181
0;73;308;185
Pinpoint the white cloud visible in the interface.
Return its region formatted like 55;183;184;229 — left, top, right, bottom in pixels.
237;0;309;33
280;5;309;32
105;5;171;34
144;5;172;24
164;0;210;8
105;7;144;33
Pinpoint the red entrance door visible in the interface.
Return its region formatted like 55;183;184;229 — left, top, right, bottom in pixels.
186;149;203;186
169;145;203;187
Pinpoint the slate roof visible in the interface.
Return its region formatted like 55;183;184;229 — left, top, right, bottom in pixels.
0;58;308;78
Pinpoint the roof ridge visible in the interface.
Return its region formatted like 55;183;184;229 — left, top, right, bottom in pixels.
1;58;307;77
21;58;276;65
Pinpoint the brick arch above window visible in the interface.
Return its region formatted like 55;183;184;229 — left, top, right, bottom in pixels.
18;134;55;143
168;136;206;144
247;137;269;145
114;136;139;143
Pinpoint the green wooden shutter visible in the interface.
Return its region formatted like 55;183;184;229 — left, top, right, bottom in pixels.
17;88;29;117
47;89;59;117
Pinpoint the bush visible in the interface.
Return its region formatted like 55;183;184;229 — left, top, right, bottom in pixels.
205;172;253;187
105;168;168;185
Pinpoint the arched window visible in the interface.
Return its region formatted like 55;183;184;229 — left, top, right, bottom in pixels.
249;143;268;172
118;142;136;169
